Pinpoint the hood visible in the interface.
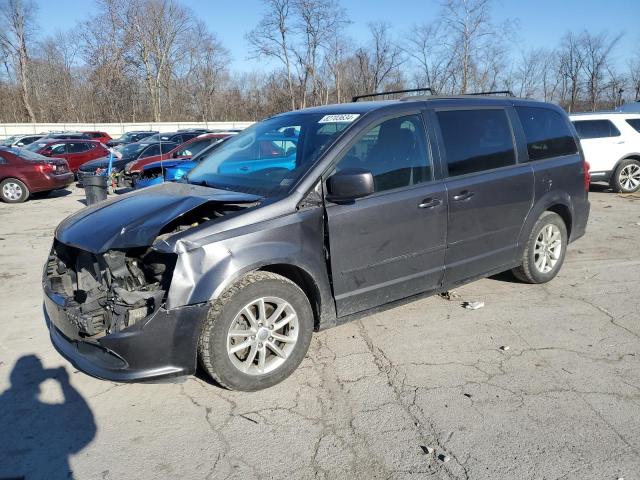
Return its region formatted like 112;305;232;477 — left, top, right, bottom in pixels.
55;182;261;253
80;156;130;171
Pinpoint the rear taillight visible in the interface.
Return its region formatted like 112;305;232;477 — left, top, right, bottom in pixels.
584;160;591;191
37;163;54;174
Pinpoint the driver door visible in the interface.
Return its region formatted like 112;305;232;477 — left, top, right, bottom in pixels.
324;113;447;317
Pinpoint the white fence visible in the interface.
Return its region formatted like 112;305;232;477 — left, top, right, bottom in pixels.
0;121;254;139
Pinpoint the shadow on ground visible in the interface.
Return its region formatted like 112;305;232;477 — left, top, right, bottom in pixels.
0;355;96;480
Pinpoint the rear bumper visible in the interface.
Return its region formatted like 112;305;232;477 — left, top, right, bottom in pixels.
570;198;590;243
44;287;209;382
589;171;611;183
31;172;74;192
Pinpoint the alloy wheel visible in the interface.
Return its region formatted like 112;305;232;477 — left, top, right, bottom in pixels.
534;224;562;274
2;182;23;201
226;296;299;376
619;163;640;191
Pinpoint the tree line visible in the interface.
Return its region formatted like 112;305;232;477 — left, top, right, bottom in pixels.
0;0;638;124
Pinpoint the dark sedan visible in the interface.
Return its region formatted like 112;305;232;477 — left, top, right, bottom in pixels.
0;146;73;203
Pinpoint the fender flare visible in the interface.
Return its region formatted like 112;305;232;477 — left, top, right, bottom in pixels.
516;191;574;257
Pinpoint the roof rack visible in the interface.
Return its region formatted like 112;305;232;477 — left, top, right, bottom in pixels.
465;90;515;97
352;88;435;102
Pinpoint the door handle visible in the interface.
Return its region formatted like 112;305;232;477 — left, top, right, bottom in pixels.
452;190;474;201
418;198;442;209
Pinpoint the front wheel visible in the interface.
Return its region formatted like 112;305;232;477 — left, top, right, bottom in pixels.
512;211;567;284
611;159;640;193
198;271;313;391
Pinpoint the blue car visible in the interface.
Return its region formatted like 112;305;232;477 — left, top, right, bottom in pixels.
135;132;299;189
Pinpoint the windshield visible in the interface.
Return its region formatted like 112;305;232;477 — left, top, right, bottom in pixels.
25;141;50;152
119;142;149;159
187;113;355;196
2;135;19;145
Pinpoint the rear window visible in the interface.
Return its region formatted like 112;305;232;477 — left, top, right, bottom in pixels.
436;109;516;177
516;107;578;160
626;119;640;133
572;119;621;139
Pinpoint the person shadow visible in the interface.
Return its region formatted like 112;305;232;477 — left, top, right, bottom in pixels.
0;355;96;480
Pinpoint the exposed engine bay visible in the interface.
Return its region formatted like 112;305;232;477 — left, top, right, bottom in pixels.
46;241;177;337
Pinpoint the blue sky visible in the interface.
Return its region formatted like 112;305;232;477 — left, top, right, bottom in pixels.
37;0;638;71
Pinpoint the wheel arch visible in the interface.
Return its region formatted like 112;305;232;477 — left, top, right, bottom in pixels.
518;193;574;255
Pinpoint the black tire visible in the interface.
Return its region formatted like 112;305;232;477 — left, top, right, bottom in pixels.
512;211;568;284
198;271;313;391
1;178;29;203
610;159;640;193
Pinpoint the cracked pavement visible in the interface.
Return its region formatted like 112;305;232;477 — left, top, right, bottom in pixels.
0;186;639;479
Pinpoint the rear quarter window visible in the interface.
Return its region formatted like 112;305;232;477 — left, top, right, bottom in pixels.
626;119;640;133
436;109;516;177
572;119;621;139
516;107;578;160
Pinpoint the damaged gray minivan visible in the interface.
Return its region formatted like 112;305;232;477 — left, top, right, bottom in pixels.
43;93;590;390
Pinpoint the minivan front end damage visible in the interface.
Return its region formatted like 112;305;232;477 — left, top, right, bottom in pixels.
42;185;261;381
43;239;210;381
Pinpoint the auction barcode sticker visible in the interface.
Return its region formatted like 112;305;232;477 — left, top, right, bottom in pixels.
318;114;360;123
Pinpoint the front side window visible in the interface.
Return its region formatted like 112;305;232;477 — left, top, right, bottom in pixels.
140;144;161;158
176;139;214;157
437;109;516;177
160;143;177;154
572;119;621;139
516;107;578;160
626;119;640;133
49;143;67;155
334;114;432;192
188;113;353;196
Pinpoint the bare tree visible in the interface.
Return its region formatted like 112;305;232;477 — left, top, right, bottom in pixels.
354;22;403;95
582;31;622;111
440;0;494;93
247;0;296;109
558;31;586;112
630;57;640;101
403;21;456;93
0;0;36;122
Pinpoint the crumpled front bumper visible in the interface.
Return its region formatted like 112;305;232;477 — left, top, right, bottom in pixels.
43;284;209;382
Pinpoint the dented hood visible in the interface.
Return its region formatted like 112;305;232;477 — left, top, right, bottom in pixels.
56;182;260;253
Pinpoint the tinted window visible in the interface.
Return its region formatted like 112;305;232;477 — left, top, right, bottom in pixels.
516;107;578;160
176;139;215;157
160;143;177;154
67;142;92;153
437;109;516;176
336;114;431;192
140;144;161;158
21;136;41;145
49;143;67;155
626;119;640;133
572;120;621;139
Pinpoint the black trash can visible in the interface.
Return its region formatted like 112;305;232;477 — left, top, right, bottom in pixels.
84;174;108;206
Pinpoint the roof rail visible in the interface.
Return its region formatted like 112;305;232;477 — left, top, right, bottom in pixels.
465;90;515;97
352;88;435;102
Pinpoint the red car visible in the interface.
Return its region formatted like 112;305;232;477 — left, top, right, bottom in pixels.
25;139;110;172
0;146;73;203
123;133;233;179
83;131;112;144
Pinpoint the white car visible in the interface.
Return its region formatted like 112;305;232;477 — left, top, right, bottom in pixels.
570;113;640;193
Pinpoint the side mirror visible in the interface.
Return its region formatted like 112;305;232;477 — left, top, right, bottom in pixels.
326;168;374;203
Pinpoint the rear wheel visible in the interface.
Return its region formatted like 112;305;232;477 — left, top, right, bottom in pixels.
610;159;640;193
198;271;313;391
1;178;29;203
512;211;567;284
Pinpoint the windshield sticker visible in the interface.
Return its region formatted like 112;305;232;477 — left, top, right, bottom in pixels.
318;114;360;123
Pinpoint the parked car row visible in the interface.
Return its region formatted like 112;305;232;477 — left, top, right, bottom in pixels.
0;128;240;202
